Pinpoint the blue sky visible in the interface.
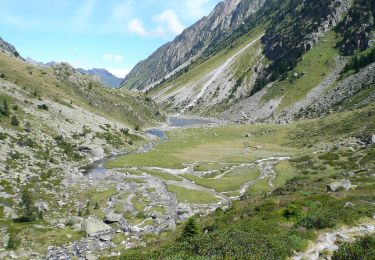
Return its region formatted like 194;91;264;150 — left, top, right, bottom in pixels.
0;0;221;77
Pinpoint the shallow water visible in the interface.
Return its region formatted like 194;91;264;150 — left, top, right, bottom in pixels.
147;129;167;139
168;116;215;127
85;116;215;175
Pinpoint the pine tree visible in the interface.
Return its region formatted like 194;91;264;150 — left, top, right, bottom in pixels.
38;210;44;220
85;201;91;216
6;231;21;250
0;100;10;117
354;56;360;72
180;217;200;240
20;188;37;222
11;116;19;126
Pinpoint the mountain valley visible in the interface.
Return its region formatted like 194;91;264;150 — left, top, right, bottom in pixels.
0;0;375;259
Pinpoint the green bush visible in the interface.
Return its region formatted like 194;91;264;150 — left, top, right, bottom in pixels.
54;135;82;161
332;234;375;260
37;104;49;111
11;116;19;126
283;203;304;221
6;231;21;250
297;215;335;229
318;152;340;161
0;100;10;117
18;188;38;222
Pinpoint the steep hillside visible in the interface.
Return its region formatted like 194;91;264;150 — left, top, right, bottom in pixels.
134;0;375;122
122;0;266;90
0;53;162;127
0;38;164;258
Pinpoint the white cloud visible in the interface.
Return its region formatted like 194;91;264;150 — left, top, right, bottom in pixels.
106;68;130;78
113;2;133;20
127;9;185;37
153;9;185;35
102;53;125;63
127;18;147;36
184;0;211;18
74;0;96;29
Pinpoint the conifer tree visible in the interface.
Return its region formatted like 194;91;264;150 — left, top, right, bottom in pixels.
0;100;10;117
180;217;200;240
11;116;19;126
20;188;37;222
7;231;21;250
85;201;91;216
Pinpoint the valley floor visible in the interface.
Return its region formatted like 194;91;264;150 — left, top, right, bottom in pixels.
1;101;375;259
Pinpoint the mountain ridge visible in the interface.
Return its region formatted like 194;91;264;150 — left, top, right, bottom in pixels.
25;57;123;88
122;0;266;90
77;68;123;88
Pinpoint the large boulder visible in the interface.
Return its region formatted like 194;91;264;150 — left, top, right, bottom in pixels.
66;216;84;226
368;134;375;145
34;200;49;211
327;180;355;192
104;212;121;223
81;217;111;236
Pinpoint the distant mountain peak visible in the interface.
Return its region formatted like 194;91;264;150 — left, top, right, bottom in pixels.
77;68;123;88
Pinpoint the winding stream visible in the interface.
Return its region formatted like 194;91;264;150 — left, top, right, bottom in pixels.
85;116;217;176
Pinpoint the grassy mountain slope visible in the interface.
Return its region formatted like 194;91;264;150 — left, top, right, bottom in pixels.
144;0;375;122
0;53;162;127
0;45;164;257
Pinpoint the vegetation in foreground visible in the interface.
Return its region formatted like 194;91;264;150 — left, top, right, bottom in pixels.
114;103;375;259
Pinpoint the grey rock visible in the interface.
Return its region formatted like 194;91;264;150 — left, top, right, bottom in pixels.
66;216;84;226
368;134;375;145
3;206;18;219
57;200;66;206
344;202;355;208
104;212;121;223
85;253;98;260
167;220;176;230
81;217;111;236
177;204;191;215
34;200;49;211
78;146;94;154
0;192;12;199
99;234;112;241
72;223;82;231
327;179;353;192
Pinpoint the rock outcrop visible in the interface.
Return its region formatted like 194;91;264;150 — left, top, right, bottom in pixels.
81;217;112;236
0;37;20;58
104;212;122;223
327;180;355;192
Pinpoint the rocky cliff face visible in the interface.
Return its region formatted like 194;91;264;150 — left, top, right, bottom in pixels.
122;0;266;90
0;37;20;58
336;0;375;55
